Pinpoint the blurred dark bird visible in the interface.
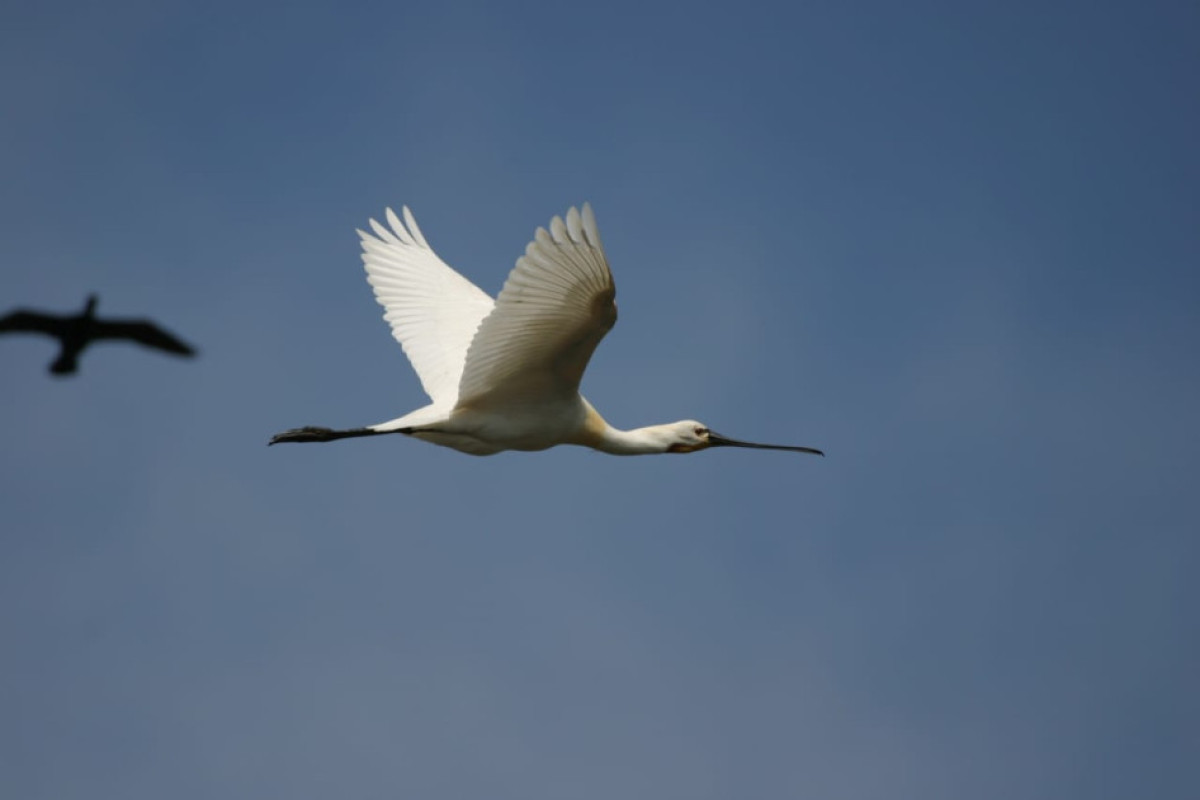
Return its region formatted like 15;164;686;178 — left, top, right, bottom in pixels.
0;294;196;376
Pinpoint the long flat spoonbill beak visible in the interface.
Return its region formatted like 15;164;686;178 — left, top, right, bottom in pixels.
708;431;824;456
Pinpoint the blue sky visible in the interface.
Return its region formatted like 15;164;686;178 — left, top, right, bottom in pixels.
2;1;1197;798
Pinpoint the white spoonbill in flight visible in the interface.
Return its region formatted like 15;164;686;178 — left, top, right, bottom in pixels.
270;204;823;457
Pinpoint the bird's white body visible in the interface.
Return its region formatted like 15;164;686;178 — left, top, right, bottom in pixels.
271;204;822;458
396;396;580;456
358;203;625;455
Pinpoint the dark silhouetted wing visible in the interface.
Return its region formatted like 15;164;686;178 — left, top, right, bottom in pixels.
92;319;196;356
0;310;68;337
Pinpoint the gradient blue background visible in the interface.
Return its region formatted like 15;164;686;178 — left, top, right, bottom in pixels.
3;1;1197;798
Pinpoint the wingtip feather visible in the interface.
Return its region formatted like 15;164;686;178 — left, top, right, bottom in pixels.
565;206;583;243
581;203;601;248
366;217;393;243
550;215;569;243
403;206;431;249
383;207;417;247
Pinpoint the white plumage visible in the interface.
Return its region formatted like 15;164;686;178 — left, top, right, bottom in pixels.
271;203;822;458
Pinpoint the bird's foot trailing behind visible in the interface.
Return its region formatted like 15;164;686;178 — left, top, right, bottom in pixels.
268;425;394;445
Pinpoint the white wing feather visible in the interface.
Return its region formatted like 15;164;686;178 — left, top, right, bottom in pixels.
359;207;494;406
456;204;616;408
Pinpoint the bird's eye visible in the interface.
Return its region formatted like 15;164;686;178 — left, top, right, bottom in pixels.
694;426;708;437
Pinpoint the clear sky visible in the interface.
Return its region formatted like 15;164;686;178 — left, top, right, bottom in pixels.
2;1;1197;798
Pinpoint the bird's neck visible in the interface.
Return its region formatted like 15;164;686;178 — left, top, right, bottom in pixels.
573;399;671;455
593;423;673;455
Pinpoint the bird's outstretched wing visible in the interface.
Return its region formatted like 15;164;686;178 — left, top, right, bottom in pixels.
0;310;65;336
456;204;616;408
92;320;196;355
360;207;495;407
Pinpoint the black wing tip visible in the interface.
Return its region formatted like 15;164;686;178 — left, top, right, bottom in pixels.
135;327;198;356
169;341;198;357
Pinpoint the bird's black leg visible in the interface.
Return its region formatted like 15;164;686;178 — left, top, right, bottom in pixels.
268;426;386;445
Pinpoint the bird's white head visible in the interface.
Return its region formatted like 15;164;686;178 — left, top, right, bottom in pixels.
660;420;824;456
660;420;716;453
